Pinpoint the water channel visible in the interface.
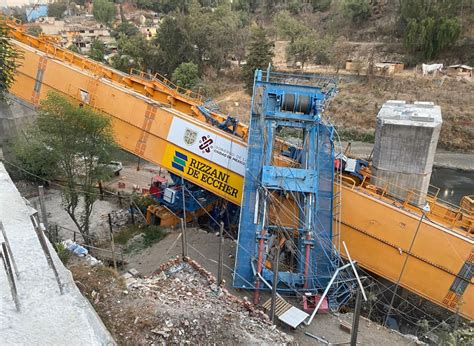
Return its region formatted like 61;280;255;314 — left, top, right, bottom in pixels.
430;167;474;206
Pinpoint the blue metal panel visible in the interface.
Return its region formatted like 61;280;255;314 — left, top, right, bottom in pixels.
262;166;318;193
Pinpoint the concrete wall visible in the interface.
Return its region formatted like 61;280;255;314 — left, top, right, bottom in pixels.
0;95;37;149
372;101;442;205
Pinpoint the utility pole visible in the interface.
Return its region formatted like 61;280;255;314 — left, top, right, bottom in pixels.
108;214;117;271
38;185;48;231
351;289;362;346
217;222;224;285
270;241;280;323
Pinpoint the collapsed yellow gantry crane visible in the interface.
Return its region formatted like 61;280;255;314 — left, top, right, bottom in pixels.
2;16;472;320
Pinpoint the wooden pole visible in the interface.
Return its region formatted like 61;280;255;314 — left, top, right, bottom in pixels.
98;180;104;200
130;204;135;225
217;221;224;285
118;191;122;207
180;218;187;258
38;185;48;230
0;221;20;278
108;214;117;271
350;290;362;346
181;178;188;258
270;242;280;323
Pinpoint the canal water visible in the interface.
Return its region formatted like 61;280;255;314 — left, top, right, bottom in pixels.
430;167;474;206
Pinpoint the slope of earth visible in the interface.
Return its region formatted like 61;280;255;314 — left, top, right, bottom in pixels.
214;75;473;152
70;259;292;344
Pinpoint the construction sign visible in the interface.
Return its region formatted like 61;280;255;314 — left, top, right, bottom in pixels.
163;144;244;205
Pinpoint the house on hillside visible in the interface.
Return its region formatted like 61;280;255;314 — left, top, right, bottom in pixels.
447;64;472;78
374;62;404;75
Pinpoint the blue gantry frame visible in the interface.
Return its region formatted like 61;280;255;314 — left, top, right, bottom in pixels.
233;67;338;293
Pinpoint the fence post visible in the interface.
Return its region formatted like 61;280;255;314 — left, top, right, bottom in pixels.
30;215;64;294
118;192;122;207
130;204;135;225
108;213;117;271
180;218;187;258
38;185;48;230
1;244;20;311
98;180;104;200
351;289;362;346
270;243;280;323
217;222;224;285
0;221;20;278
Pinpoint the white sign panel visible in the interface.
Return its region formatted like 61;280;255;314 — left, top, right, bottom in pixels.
167;117;248;176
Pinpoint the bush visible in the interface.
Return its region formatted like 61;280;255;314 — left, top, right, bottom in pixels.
172;62;200;90
142;226;167;248
131;194;155;214
54;243;71;265
114;225;143;245
343;0;371;23
312;0;331;12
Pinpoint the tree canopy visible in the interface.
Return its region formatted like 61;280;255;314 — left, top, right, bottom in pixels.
15;92;117;244
0;22;21;103
48;2;67;19
242;26;274;94
172;62;200;89
93;0;116;25
89;39;106;62
400;0;462;60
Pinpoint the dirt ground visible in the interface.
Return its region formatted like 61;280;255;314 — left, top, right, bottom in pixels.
70;260;293;344
123;228;412;345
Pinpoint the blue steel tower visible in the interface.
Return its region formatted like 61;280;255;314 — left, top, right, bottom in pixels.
233;67;337;302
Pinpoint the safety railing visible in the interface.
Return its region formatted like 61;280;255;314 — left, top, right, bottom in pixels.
340;171;473;235
130;68;204;103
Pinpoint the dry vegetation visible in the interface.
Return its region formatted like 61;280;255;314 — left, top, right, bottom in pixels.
329;75;474;151
215;73;473;152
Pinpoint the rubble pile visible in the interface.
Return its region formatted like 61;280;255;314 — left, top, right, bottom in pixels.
104;208;130;228
125;257;293;344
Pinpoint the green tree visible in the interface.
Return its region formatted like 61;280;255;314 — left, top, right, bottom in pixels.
26;25;43;37
48;2;68;19
89;39;106;62
112;33;160;73
13;132;59;182
92;0;116;26
242;26;274;94
155;15;196;76
172;62;200;89
343;0;371;23
274;10;309;43
68;44;80;53
400;0;462;60
0;22;21;102
111;22;139;38
286;34;318;69
287;34;331;68
19;92;117;244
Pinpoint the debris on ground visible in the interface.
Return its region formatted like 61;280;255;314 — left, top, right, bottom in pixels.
71;256;293;344
105;208;131;228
